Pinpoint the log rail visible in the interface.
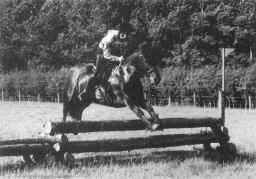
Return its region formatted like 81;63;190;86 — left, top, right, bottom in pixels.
46;117;221;135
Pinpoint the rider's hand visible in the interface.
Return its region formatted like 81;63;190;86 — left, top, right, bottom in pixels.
118;56;124;62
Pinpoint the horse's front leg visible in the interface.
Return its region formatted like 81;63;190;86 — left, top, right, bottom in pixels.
140;101;162;130
111;84;155;130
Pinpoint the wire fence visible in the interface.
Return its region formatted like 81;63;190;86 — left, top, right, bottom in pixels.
1;88;256;109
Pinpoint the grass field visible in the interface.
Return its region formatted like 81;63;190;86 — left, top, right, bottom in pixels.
1;102;256;178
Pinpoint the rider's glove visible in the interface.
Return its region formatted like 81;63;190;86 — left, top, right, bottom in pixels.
118;56;124;62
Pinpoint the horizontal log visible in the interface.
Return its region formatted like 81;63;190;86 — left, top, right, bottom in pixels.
0;144;52;156
46;117;221;135
0;135;68;146
61;133;225;153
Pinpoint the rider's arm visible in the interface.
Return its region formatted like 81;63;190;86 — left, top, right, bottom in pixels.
99;30;123;62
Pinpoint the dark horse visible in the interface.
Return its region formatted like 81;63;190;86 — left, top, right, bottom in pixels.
63;52;162;130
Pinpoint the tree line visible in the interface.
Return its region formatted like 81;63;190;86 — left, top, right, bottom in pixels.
1;0;256;102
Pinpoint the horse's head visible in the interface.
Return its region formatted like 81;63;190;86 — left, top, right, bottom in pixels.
147;66;161;85
121;52;161;85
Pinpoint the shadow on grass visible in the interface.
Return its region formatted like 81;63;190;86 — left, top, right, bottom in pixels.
0;160;28;174
0;149;199;173
76;149;200;166
236;152;256;162
1;149;256;173
76;148;256;166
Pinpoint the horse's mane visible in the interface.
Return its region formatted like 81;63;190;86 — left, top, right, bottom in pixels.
124;51;149;75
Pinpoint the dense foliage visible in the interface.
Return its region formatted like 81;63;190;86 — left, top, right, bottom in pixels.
1;0;256;100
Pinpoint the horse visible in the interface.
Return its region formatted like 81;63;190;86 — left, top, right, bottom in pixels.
63;52;162;130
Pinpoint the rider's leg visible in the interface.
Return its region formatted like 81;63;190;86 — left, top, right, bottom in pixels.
95;55;106;79
94;56;118;104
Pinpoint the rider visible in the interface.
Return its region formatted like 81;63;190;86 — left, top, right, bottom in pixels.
95;22;133;82
92;22;134;103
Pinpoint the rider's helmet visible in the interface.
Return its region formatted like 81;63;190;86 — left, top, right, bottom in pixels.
117;22;134;40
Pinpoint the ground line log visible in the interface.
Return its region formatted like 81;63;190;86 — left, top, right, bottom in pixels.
60;133;226;153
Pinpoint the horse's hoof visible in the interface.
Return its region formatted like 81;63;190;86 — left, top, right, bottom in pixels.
156;124;163;131
145;124;154;131
152;123;159;130
151;123;163;131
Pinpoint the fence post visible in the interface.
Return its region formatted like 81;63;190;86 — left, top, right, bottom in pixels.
221;48;226;125
57;93;60;104
193;92;196;106
218;90;221;110
37;94;41;102
18;88;21;103
168;96;171;106
1;88;3;102
249;96;252;109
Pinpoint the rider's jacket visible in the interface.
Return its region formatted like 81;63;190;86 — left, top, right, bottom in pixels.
98;30;123;62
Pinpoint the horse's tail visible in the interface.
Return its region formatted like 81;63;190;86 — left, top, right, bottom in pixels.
64;67;81;103
64;64;96;103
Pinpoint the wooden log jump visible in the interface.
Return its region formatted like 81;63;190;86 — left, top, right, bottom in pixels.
60;133;227;154
0;116;233;164
0;135;68;146
0;144;52;156
0;135;68;157
46;117;221;135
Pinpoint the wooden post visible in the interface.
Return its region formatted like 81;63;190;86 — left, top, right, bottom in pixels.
1;88;3;102
168;96;171;106
221;48;225;126
37;94;41;102
57;93;60;104
249;96;252;109
18;88;21;103
193;92;196;106
218;91;221;109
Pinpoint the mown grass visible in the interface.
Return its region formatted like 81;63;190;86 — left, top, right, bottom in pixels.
1;102;256;178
